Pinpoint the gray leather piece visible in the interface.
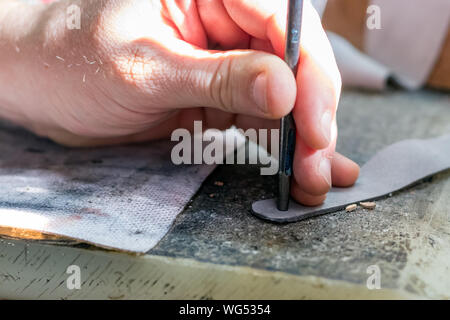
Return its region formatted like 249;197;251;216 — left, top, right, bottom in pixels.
252;134;450;223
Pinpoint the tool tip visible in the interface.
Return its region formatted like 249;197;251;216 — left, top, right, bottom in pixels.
277;173;291;211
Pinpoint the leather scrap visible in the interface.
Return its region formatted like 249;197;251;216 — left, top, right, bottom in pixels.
252;134;450;223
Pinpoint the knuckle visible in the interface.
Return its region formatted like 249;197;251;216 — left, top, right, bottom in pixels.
113;45;165;97
119;48;151;84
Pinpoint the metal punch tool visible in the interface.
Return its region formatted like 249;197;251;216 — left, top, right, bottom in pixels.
278;0;304;211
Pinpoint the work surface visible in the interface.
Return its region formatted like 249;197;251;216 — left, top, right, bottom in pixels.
1;89;449;299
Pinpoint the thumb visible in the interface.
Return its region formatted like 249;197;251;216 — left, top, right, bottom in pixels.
167;45;297;119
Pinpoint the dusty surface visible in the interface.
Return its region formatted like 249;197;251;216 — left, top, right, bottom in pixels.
0;89;449;299
151;89;450;298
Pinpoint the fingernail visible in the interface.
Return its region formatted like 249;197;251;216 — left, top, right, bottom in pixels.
252;73;267;114
320;110;332;145
318;158;331;187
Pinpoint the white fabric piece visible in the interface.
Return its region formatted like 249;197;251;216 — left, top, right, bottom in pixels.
328;32;390;91
323;0;449;90
364;0;450;89
310;0;328;18
0;120;244;253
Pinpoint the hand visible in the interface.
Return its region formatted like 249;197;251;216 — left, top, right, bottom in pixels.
0;0;359;205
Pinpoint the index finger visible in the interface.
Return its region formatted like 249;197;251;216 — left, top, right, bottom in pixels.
223;0;287;57
223;0;340;97
224;0;341;149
